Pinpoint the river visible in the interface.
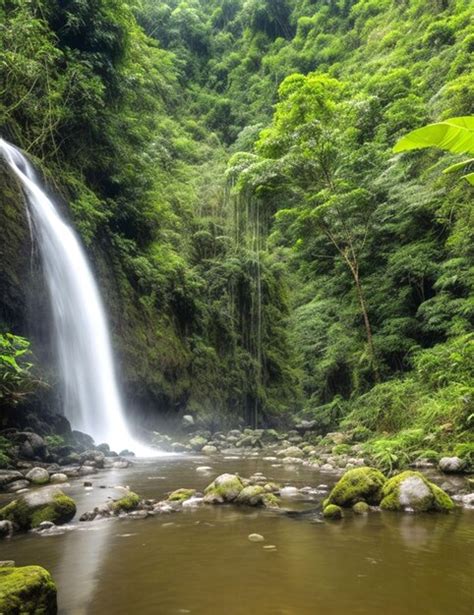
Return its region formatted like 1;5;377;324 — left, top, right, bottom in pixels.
1;453;473;614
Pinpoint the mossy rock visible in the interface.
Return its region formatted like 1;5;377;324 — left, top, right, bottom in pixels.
204;474;243;503
323;504;343;519
189;436;208;451
167;488;196;502
352;501;370;514
327;467;386;507
112;491;141;513
0;566;57;614
235;485;278;507
380;471;454;513
0;487;76;530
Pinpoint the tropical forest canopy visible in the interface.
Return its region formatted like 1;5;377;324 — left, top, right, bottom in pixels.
0;0;473;468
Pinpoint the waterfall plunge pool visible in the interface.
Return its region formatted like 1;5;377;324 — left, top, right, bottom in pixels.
1;453;473;614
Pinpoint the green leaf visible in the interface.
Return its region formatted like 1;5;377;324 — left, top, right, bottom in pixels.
393;116;474;155
443;158;474;174
461;172;474;186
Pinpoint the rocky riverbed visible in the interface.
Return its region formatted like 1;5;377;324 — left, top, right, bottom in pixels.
1;448;473;615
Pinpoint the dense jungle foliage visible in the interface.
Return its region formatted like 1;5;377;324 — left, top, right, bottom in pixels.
0;0;472;464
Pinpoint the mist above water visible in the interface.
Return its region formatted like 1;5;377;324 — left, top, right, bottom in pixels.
0;139;155;455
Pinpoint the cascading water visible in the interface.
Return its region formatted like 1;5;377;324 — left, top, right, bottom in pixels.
0;139;154;455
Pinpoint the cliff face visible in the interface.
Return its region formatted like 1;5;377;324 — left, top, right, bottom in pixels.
0;168;33;333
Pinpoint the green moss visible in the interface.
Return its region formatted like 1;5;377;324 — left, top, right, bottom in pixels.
112;491;141;513
0;492;76;529
327;467;387;507
431;483;455;512
262;493;280;508
0;566;57;614
204;474;244;503
332;444;352;455
235;485;268;506
167;488;196;502
380;471;453;513
352;501;370;514
30;494;76;527
323;504;343;519
0;499;31;529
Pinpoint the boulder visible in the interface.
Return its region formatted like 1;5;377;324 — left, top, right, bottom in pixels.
167;489;196;503
294;420;317;433
352;501;370;514
26;467;50;485
439;457;465;474
189;436;208;452
236;485;272;507
7;480;30;493
202;445;218;455
112;460;130;469
323;504;343;519
0;566;57;614
0;486;76;530
15;433;47;460
112;491;141;513
261;429;280;442
79;450;105;468
0;471;25;489
236;435;262;448
204;474;244;503
326;467;386;507
78;465;98;475
227;430;242;439
71;431;95;450
380;471;454;513
96;443;110;455
50;473;68;484
281;446;304;459
0;520;14;538
171;442;188;453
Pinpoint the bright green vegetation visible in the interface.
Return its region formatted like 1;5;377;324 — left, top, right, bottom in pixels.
0;1;472;454
0;566;57;615
352;501;370;514
112;492;141;513
394;116;474;184
326;467;386;507
380;470;454;513
0;490;76;529
323;504;343;520
167;488;197;502
0;334;41;408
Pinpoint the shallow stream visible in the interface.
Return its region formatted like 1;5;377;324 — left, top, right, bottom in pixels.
1;453;473;614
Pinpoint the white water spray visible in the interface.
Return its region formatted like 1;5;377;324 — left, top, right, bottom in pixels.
0;139;154;455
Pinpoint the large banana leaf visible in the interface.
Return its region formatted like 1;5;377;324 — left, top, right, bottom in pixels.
394;116;474;155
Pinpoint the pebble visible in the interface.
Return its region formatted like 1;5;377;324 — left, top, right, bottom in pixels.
248;533;265;542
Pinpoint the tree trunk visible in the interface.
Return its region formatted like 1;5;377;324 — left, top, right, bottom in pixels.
351;267;380;383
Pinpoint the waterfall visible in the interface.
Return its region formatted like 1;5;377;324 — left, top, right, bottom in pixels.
0;139;153;455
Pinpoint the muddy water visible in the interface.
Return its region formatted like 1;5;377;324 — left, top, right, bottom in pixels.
1;454;473;615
